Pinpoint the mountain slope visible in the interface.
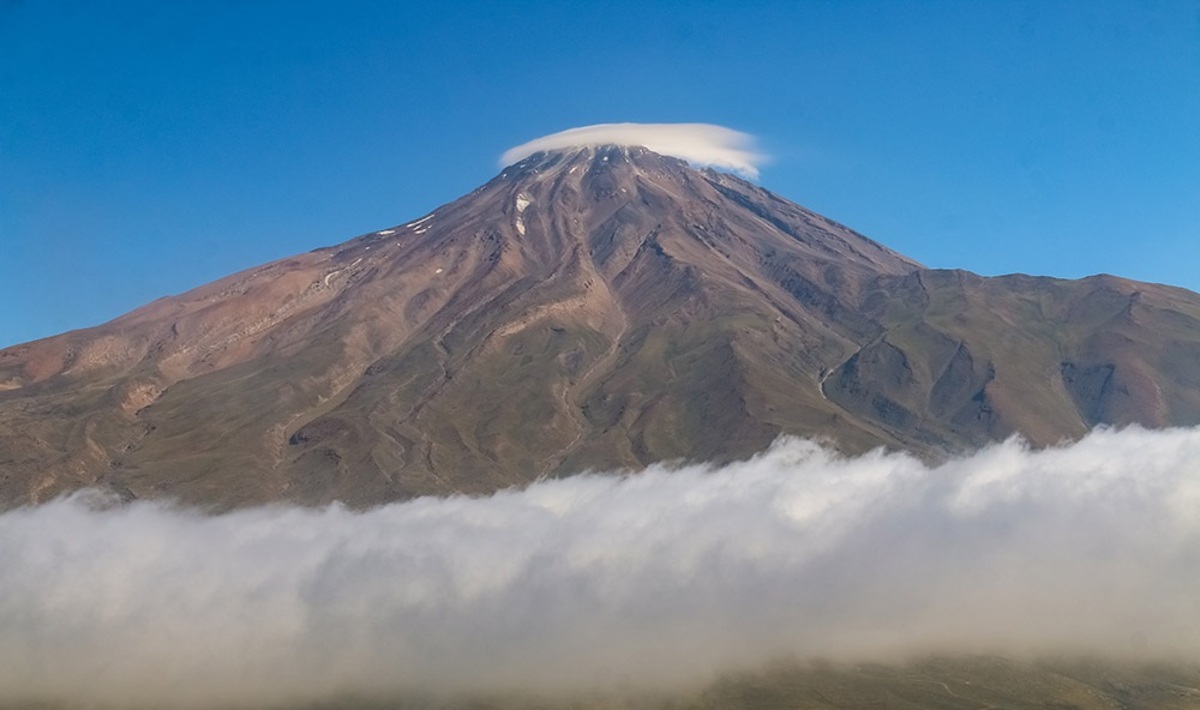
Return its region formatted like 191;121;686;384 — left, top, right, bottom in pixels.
826;269;1200;451
2;145;1200;508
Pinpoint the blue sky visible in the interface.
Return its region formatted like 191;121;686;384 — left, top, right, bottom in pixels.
2;1;1198;348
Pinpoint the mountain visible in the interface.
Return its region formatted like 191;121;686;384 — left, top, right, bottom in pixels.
3;145;1200;508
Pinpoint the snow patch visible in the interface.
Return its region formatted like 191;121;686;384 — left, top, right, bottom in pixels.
515;193;531;236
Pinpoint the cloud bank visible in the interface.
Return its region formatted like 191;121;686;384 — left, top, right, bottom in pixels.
501;123;765;178
2;426;1200;708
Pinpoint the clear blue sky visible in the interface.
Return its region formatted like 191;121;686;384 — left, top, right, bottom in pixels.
2;1;1198;348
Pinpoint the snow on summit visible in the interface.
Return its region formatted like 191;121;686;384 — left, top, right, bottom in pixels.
501;123;765;178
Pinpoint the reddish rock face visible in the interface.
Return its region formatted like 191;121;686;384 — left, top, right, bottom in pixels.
3;146;1200;509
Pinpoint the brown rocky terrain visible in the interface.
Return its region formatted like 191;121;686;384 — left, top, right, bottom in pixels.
2;145;1200;508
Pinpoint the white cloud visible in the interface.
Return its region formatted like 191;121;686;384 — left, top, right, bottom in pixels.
2;426;1200;707
500;123;766;178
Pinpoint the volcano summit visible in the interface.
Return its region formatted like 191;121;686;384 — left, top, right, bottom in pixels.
3;127;1200;508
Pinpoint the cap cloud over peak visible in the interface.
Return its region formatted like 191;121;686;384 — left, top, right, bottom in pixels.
501;123;766;178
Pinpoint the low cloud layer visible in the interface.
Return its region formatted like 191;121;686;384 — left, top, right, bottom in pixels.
2;426;1199;708
501;123;765;177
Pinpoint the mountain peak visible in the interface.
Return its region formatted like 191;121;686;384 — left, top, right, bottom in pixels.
472;139;917;282
498;144;698;185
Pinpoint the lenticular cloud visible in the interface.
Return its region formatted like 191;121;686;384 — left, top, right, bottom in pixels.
501;123;765;178
2;426;1200;708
